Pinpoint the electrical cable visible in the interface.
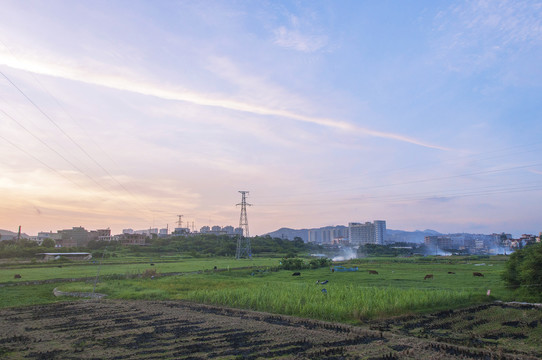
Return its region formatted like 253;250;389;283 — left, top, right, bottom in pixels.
0;108;114;194
0;69;171;226
0;133;88;191
0;39;173;226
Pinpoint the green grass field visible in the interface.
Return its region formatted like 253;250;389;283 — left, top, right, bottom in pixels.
0;256;277;283
37;256;517;323
1;255;521;323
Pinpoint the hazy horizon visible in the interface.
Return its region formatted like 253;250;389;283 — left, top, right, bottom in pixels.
1;1;541;237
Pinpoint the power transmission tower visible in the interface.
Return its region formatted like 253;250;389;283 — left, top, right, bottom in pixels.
236;191;252;259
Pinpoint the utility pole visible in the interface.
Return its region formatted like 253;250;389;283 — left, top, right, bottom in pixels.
236;191;252;259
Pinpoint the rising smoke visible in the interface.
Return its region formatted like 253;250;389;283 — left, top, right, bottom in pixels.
332;247;358;261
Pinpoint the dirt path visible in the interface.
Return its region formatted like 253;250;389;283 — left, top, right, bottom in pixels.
0;300;538;359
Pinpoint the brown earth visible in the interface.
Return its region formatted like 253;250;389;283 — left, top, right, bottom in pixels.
0;300;540;359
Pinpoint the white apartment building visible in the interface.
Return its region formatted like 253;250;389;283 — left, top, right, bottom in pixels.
349;222;375;245
348;220;387;245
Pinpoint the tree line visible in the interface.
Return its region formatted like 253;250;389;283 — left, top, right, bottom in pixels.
0;234;321;259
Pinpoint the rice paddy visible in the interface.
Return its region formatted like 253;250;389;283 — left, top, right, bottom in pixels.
49;256;515;322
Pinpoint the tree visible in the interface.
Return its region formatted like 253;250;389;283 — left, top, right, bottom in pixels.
41;238;56;248
16;238;38;248
502;242;542;299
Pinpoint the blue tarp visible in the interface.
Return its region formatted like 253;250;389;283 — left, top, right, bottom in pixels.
332;266;358;272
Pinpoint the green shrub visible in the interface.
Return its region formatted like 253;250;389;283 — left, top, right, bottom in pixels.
280;257;331;270
280;257;305;270
309;257;332;269
502;243;542;299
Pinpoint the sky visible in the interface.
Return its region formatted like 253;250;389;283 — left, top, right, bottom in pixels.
0;0;541;238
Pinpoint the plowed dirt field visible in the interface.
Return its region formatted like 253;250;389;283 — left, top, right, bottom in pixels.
0;300;540;359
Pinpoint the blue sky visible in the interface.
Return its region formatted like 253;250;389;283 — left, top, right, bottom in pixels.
0;0;541;237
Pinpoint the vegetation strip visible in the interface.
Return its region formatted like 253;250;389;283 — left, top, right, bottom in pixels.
0;266;259;287
52;287;106;299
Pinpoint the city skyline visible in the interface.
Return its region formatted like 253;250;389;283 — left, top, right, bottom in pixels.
1;1;541;237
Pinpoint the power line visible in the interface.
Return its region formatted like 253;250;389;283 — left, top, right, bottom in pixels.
255;142;542;201
257;182;542;207
0;38;124;169
0;39;163;220
0;68;170;226
0;70;133;193
255;162;542;207
0;133;88;191
0;108;113;194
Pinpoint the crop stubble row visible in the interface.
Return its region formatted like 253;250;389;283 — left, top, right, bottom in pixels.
0;300;539;359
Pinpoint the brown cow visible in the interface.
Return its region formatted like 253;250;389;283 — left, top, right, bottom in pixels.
424;274;433;280
14;274;21;279
368;270;378;275
473;272;484;277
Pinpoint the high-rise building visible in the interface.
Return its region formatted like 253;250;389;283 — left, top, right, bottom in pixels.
333;227;349;240
374;220;386;245
223;226;234;235
349;222;375;245
308;229;323;244
308;226;349;244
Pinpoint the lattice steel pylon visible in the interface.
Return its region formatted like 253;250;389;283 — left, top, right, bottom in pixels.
236;191;252;259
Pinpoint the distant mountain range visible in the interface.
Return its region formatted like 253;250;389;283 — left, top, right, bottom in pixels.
263;227;310;241
386;229;441;243
1;226;442;243
0;229;30;240
264;227;441;243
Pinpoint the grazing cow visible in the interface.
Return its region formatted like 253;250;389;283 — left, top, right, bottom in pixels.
368;270;379;275
473;272;484;277
320;280;328;285
14;274;21;279
150;263;154;266
424;274;433;280
292;272;301;276
448;271;455;274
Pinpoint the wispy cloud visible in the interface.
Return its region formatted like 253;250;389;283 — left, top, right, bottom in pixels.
273;26;328;52
0;50;450;150
434;0;542;73
272;11;328;52
421;196;455;204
